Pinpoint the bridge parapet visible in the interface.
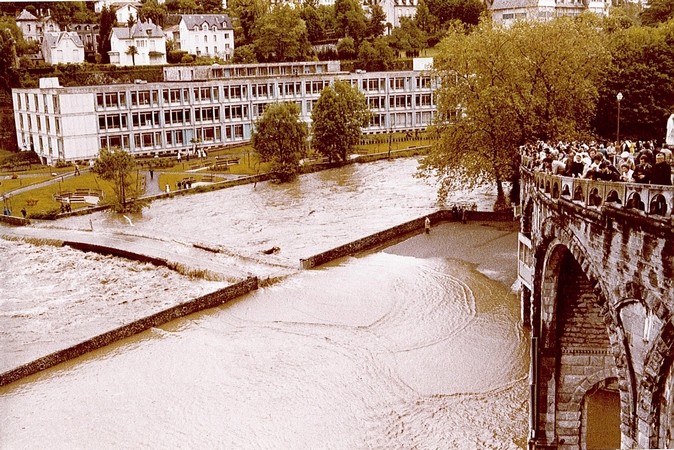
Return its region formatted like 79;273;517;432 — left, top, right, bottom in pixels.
527;168;674;219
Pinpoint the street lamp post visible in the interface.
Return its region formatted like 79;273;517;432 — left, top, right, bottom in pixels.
616;92;623;149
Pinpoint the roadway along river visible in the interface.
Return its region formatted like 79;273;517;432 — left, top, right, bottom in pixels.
0;157;528;448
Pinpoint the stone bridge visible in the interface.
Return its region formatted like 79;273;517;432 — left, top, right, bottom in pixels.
519;168;674;449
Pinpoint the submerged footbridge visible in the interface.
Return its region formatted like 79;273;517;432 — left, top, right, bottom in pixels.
519;168;674;449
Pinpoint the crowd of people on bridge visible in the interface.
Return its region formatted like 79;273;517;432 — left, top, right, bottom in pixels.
522;140;673;185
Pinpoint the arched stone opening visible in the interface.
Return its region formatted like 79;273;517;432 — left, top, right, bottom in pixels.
552;182;560;199
589;187;602;207
581;377;621;450
649;194;668;216
562;185;571;197
605;190;621;204
573;186;584;202
627;193;645;211
534;227;621;449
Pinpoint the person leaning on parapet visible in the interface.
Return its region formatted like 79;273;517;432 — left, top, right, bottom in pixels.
633;153;653;184
650;151;672;185
619;162;634;182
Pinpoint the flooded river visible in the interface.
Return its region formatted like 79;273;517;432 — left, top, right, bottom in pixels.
0;158;528;448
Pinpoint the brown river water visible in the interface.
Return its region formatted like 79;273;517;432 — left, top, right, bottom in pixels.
0;158;529;448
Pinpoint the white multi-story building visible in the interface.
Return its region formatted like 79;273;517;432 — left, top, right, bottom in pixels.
13;60;437;165
168;14;235;60
42;32;85;65
488;0;610;26
108;21;167;66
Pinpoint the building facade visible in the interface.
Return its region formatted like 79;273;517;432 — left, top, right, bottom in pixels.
70;23;101;62
488;0;610;27
12;61;437;165
15;9;60;44
173;14;235;60
42;32;85;65
109;21;167;66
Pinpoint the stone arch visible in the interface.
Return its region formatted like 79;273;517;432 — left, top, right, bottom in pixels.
573;185;585;202
627;192;645;211
534;217;632;447
562;185;571;197
552;182;560;199
569;373;620;449
649;194;668;216
589;187;602;207
606;190;621;204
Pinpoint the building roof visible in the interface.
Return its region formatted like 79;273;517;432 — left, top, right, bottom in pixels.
112;21;165;39
16;9;38;21
180;14;233;30
490;0;537;10
44;32;84;48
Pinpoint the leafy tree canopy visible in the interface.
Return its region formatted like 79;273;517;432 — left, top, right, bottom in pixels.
139;0;168;27
356;36;395;71
334;0;367;42
93;147;141;212
228;0;268;45
641;0;674;26
252;102;309;182
420;15;609;201
311;80;371;162
389;16;427;56
593;19;674;142
365;4;387;38
253;4;313;62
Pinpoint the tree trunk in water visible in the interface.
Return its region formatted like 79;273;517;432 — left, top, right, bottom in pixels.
494;178;507;211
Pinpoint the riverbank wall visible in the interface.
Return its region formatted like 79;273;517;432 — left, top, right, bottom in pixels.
300;208;514;269
0;277;258;387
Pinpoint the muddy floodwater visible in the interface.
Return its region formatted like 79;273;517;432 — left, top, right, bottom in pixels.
0;158;529;448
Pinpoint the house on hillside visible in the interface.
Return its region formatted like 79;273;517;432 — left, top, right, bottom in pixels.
487;0;610;26
114;2;140;25
109;21;167;66
15;9;60;43
42;32;85;65
169;14;234;60
70;23;100;61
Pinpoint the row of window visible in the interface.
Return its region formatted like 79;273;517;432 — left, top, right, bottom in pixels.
92;77;433;110
15;93;60;114
99;125;246;150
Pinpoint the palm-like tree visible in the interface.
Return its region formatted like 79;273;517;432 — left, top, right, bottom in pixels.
126;45;138;65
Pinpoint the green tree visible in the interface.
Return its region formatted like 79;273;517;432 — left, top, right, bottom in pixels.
641;0;674;26
232;44;258;63
311;80;370;162
229;0;268;44
199;0;225;13
126;45;138;65
415;0;438;34
0;27;18;92
366;4;387;38
165;0;199;13
99;6;116;64
93;147;139;212
252;102;309;182
420;16;609;202
389;16;427;57
334;0;367;43
300;5;325;43
356;37;394;71
336;36;356;59
253;4;313;62
593;20;674;142
139;0;168;27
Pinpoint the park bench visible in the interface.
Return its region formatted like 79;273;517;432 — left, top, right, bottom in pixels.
201;175;215;183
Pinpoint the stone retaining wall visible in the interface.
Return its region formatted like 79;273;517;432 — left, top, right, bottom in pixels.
0;277;258;387
300;209;514;269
